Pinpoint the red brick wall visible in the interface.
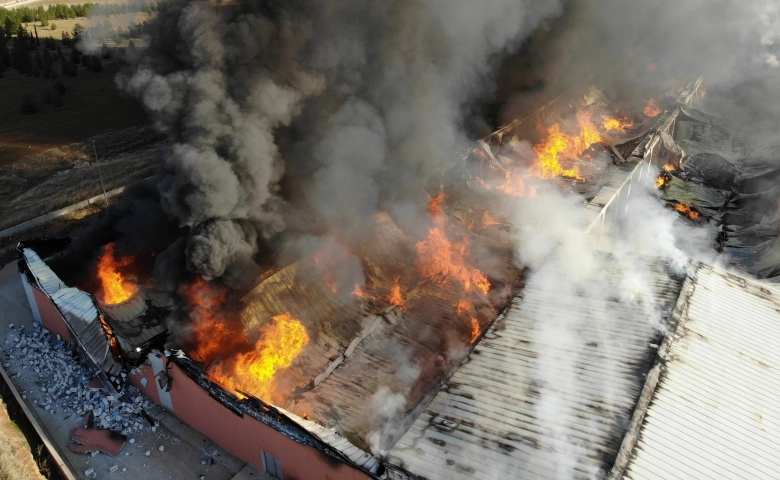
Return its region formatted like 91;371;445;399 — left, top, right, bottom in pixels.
128;365;160;405
31;288;73;342
164;359;368;480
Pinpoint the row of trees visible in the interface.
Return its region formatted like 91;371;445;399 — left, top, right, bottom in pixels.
0;2;158;35
0;24;104;79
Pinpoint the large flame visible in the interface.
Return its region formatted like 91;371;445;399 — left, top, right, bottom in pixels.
416;195;491;294
96;243;137;305
180;278;309;403
531;110;600;180
209;312;310;402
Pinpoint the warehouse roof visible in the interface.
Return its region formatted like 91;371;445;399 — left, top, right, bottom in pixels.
385;255;683;480
618;263;780;480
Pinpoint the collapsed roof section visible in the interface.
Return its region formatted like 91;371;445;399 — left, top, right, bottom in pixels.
17;244;169;392
228;211;524;451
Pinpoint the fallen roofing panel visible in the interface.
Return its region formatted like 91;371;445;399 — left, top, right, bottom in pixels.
620;263;780;480
386;256;683;480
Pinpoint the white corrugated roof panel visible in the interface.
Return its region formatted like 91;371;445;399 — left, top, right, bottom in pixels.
22;248;65;296
386;256;683;480
622;263;780;480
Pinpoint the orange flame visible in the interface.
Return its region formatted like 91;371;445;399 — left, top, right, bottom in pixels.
181;277;245;364
481;211;500;227
209;312;310;402
96;243;137;305
655;175;669;189
352;283;365;298
644;99;662;117
416;197;491;294
388;275;404;305
602;114;634;132
663;163;676;171
428;192;446;216
470;318;481;343
531;110;600;180
700;88;707;98
456;299;473;314
673;203;700;220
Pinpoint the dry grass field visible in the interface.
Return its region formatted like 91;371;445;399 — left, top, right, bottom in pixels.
0;397;46;480
0;59;149;166
24;12;152;41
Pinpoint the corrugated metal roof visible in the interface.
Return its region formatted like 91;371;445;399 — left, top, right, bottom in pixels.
50;287;123;380
22;248;65;296
386;256;683;480
22;248;125;389
275;406;381;473
621;263;780;480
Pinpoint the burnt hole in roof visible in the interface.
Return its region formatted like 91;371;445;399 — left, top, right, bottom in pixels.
429;438;446;447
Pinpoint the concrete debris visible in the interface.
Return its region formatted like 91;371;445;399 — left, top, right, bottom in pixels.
85;467;94;476
109;464;119;473
158;445;164;452
1;323;151;437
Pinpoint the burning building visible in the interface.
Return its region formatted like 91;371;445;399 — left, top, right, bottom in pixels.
18;76;780;479
12;0;780;478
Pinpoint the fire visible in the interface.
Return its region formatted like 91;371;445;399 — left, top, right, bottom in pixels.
180;277;245;364
663;163;676;171
602;114;634;132
644;99;662;117
470;318;481;344
481;211;500;227
388;275;404;305
96;243;137;305
180;279;310;403
655;175;669;189
352;283;365;298
210;312;310;402
531;110;600;180
496;171;529;197
428;192;446;216
700;88;708;98
456;299;473;314
416;197;491;294
673;203;700;221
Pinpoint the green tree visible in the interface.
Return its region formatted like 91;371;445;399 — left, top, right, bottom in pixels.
49;22;56;31
20;93;37;114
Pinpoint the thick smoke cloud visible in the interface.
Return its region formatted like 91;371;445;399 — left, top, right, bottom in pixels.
116;0;565;284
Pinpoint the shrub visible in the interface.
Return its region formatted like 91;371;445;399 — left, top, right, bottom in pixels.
53;81;65;95
20;94;37;114
53;94;63;107
42;89;54;104
50;23;57;31
44;36;55;50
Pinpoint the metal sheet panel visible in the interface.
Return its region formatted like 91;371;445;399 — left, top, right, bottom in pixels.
387;257;682;480
22;249;65;296
623;264;780;480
